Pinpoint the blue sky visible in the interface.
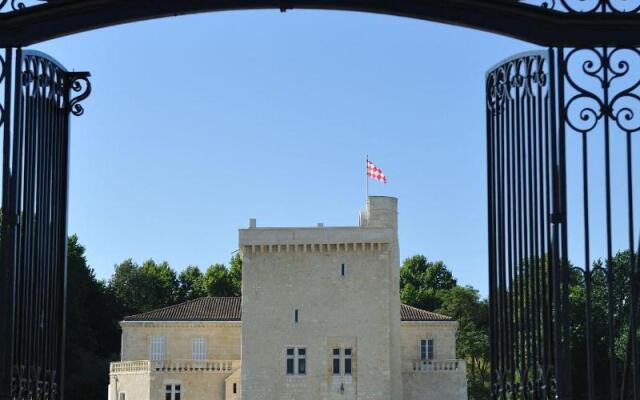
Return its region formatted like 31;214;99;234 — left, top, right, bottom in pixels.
29;9;637;296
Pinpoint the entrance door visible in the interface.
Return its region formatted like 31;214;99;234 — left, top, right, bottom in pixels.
0;49;90;400
486;50;569;400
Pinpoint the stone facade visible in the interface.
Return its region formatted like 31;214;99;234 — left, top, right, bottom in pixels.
108;197;467;400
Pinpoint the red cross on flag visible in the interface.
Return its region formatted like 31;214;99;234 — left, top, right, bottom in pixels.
367;159;388;184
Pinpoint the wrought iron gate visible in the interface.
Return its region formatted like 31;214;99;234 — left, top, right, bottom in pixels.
0;49;90;400
488;47;640;400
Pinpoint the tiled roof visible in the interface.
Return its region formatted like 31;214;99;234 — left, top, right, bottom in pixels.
124;297;241;322
123;297;452;322
400;304;453;322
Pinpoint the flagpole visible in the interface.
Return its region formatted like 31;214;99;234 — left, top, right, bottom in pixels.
366;154;369;200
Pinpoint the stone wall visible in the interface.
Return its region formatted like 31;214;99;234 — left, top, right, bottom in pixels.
239;196;402;400
225;368;242;400
403;367;468;400
150;372;230;399
108;371;151;400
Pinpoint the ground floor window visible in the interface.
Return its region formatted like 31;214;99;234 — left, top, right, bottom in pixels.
332;347;353;376
286;347;307;376
118;393;125;400
344;348;352;375
165;384;181;400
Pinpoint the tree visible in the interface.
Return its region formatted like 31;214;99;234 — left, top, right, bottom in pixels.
204;263;234;297
400;255;457;311
568;250;632;399
177;265;207;302
437;286;490;399
65;235;123;400
108;258;179;314
228;253;242;296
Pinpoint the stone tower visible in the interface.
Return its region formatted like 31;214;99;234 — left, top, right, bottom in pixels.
240;196;403;400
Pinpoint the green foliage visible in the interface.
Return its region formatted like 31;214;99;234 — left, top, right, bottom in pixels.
400;255;456;311
228;253;242;296
436;286;490;399
568;250;632;399
204;263;234;296
109;254;241;313
177;265;207;301
65;235;123;400
109;258;179;314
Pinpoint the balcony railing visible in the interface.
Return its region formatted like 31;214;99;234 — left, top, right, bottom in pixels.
110;360;240;374
413;359;465;372
110;360;151;374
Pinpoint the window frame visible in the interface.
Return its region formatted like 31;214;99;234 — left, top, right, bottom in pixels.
344;348;352;376
420;339;434;361
285;346;307;377
297;348;306;375
164;383;181;400
192;337;208;361
286;347;295;375
332;348;340;375
150;336;166;361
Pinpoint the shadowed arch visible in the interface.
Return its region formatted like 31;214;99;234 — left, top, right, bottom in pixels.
1;0;640;47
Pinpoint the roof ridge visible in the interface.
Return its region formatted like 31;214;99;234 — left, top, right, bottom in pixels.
124;297;452;322
400;303;453;321
124;296;242;322
126;297;204;319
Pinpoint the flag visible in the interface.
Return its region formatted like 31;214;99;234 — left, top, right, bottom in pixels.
367;160;388;184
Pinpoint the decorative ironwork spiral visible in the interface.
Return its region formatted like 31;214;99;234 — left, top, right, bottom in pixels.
0;0;44;12
486;53;549;114
67;72;91;117
563;47;640;135
520;0;640;12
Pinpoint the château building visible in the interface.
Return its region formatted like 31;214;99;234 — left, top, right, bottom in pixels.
108;197;467;400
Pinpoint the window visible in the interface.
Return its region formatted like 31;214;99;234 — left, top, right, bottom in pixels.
286;348;295;375
294;309;299;324
344;348;352;375
165;384;181;400
192;337;207;360
233;383;237;394
150;336;165;361
119;393;125;400
332;347;353;377
286;347;306;376
298;348;306;375
420;339;434;360
332;349;340;375
341;263;345;277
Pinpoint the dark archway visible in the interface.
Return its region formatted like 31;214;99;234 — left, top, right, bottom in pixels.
0;0;639;47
